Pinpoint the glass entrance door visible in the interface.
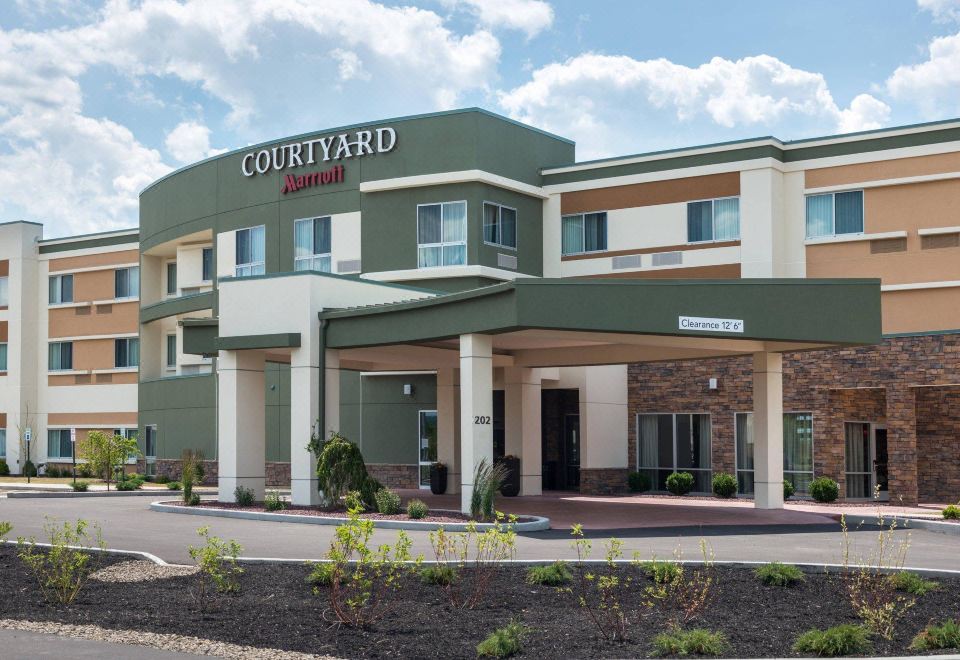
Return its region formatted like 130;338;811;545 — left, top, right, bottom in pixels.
562;414;580;490
873;426;889;502
845;422;888;500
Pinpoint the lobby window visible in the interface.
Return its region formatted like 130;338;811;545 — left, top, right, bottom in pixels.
49;274;74;304
806;190;864;238
235;226;266;277
166;262;177;295
166;334;177;370
735;412;814;495
0;342;6;372
417;201;466;268
561;212;607;255
687;197;740;243
47;429;73;459
483;202;517;249
202;248;213;282
418;410;438;488
0;275;7;307
115;267;139;299
294;216;332;272
115;338;139;369
48;341;73;371
637;413;712;493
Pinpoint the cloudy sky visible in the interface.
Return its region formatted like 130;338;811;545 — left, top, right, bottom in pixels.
2;0;960;237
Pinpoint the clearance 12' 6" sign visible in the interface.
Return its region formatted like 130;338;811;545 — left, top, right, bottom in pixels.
240;126;397;195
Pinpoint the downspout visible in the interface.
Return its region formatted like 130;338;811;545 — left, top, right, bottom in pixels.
317;316;327;443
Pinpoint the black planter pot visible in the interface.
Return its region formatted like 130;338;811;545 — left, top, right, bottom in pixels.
429;464;448;495
497;456;521;497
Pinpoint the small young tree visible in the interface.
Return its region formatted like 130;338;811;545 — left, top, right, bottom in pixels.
181;448;205;505
78;430;140;491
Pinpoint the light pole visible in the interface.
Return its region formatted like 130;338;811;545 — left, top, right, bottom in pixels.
70;431;77;486
24;427;31;484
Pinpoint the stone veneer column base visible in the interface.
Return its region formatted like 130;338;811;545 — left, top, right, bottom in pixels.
366;464;420;489
579;468;629;495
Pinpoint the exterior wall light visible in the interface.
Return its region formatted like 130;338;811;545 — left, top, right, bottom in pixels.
403;383;414;396
708;378;719;390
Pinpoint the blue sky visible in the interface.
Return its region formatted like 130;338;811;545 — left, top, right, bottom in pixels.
1;0;960;237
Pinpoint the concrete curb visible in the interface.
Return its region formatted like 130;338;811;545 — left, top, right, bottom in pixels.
8;490;182;499
0;539;181;567
149;500;552;532
840;513;960;537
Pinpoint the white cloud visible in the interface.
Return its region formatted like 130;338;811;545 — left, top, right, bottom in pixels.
164;120;225;164
499;53;890;158
886;31;960;118
443;0;554;38
330;49;371;82
918;0;960;23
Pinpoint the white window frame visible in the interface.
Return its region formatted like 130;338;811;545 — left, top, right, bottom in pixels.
49;274;73;305
166;333;177;371
165;261;177;296
114;337;139;369
416;201;467;269
734;410;815;495
561;211;608;256
804;190;865;239
201;247;214;283
686;196;741;244
293;216;332;272
635;412;713;493
46;428;73;460
235;225;266;277
48;341;73;372
114;266;139;300
418;409;438;489
482;201;518;250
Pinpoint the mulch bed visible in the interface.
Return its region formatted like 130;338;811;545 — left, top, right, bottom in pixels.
2;546;959;658
165;501;536;524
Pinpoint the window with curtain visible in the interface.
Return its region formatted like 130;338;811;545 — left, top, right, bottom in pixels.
0;343;6;372
735;412;814;495
806;191;863;238
49;274;73;304
115;338;139;369
114;267;139;299
845;421;871;498
235;226;266;277
166;262;177;295
0;429;5;457
687;197;740;242
166;334;177;369
561;212;607;255
483;202;517;249
417;201;467;268
47;429;72;459
0;276;7;307
202;248;213;282
48;341;73;371
637;413;712;492
294;216;332;272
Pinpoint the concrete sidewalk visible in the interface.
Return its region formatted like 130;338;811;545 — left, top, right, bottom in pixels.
0;627;206;659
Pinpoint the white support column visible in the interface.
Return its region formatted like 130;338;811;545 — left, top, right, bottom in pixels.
324;348;341;438
460;334;493;514
579;365;629;471
290;344;320;506
436;368;461;494
218;350;266;502
504;367;542;495
753;351;784;509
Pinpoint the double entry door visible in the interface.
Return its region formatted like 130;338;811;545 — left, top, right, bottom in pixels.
844;422;889;500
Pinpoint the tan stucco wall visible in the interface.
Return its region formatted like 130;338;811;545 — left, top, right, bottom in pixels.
805;151;960;189
48;249;139;272
49;301;138;338
48;412;137;425
882;289;960;334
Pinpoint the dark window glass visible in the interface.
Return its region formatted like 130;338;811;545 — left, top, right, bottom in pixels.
202;248;213;281
687;201;713;242
834;191;864;235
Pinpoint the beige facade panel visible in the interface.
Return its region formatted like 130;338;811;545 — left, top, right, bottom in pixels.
48;412;137;425
74;269;119;302
865;180;960;234
805;151;960;189
807;239;960;286
49;301;138;338
561;240;740;261
560;172;740;215
576;263;741;279
48;248;139;273
883;288;960;334
74;338;117;371
47;371;138;386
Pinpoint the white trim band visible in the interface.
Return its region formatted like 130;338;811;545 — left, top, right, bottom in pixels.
360;169;548;199
882;280;960;292
361;264;535;283
804;231;906;246
918;225;960;236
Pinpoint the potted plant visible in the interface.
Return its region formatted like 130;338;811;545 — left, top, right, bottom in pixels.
497;454;521;497
429;461;447;495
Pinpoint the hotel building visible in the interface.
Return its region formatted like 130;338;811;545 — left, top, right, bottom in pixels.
1;108;958;509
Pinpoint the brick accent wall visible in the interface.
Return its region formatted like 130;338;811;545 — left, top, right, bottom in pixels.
628;333;960;504
367;464;419;489
580;468;630;495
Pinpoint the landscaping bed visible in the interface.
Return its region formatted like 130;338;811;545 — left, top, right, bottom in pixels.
1;545;958;658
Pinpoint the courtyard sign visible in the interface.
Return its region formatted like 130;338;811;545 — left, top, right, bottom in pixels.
679;315;744;333
241;126;397;177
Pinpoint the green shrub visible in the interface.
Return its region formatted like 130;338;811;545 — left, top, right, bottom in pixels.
343;490;365;511
666;471;695;496
910;619;960;651
70;481;89;492
651;628;729;657
0;459;9;476
45;466;61;478
421;564;458;586
23;461;37;478
264;490;286;512
167;481;182;490
187;493;201;506
314;432;382;509
77;463;92;479
783;479;796;500
0;521;10;540
755;562;805;586
809;477;840;503
627;471;651;493
234;485;255;507
943;504;960;520
888;570;938;596
793;624;871;656
470;458;509;521
307;562;335;587
711;473;737;498
476;620;529;658
155;474;170;484
187;526;243;611
525;561;571;586
116;478;140;491
374;488;401;515
17;518;105;605
406;499;428;519
640;557;683;585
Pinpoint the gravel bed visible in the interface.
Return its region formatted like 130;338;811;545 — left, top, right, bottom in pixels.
91;560;198;583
